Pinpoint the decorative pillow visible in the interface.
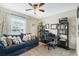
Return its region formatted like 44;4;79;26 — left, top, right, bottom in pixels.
28;34;32;40
12;36;16;40
7;36;12;39
2;39;7;47
1;36;7;47
1;36;6;41
31;33;35;39
16;36;22;43
22;35;28;41
12;36;20;45
6;37;13;46
26;35;30;40
22;34;35;41
24;34;36;40
15;40;20;44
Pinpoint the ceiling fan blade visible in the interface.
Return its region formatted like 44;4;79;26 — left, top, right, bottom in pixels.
39;9;45;12
39;3;45;7
26;9;32;11
28;3;32;6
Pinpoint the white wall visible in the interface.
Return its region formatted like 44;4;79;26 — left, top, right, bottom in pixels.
27;17;40;35
41;9;77;49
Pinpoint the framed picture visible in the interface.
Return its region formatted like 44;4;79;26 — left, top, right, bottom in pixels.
44;24;49;29
51;24;57;30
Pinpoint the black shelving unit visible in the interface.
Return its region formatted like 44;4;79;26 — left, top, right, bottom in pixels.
57;17;69;49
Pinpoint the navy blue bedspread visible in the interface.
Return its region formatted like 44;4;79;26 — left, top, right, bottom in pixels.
0;37;39;56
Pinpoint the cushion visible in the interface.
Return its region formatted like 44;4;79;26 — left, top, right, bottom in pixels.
28;34;32;40
6;37;13;46
12;36;16;40
7;36;12;39
2;39;7;47
16;36;22;43
26;35;29;40
23;35;27;41
22;35;29;41
12;36;20;45
1;36;7;47
30;33;35;39
22;34;35;41
1;36;6;41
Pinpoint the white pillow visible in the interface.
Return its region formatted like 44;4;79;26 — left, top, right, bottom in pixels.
31;33;35;39
1;36;6;41
2;39;7;47
12;36;19;44
16;36;22;43
7;36;12;39
12;36;16;41
1;36;7;47
23;35;28;41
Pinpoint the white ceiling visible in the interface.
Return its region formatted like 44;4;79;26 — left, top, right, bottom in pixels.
0;3;79;19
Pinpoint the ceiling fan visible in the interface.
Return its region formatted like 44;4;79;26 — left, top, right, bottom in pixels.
25;3;45;14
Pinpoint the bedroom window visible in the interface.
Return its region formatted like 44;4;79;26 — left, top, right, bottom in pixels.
9;15;26;34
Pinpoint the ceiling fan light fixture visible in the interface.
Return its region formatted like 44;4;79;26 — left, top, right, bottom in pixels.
26;3;45;14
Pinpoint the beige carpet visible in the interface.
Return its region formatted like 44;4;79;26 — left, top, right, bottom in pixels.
19;42;76;56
